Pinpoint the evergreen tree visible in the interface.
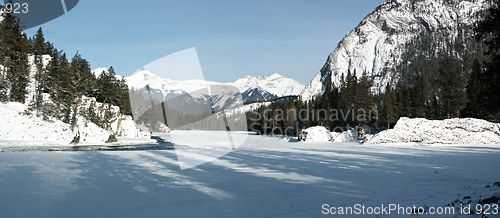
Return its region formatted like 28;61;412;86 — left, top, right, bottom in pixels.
437;57;467;118
357;71;374;127
32;27;48;56
0;10;30;103
118;77;132;116
69;52;94;97
411;74;427;118
32;54;46;110
401;86;412;117
464;59;483;118
475;0;500;121
381;85;396;129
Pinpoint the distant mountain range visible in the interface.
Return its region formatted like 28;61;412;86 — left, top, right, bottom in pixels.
91;68;304;113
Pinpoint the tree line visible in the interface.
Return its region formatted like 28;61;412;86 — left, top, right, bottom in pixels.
246;0;500;135
0;8;132;130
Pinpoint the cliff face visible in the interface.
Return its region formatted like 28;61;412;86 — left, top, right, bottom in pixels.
301;0;490;100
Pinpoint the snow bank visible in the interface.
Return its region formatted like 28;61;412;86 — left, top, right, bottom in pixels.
332;129;359;142
298;126;333;142
0;102;115;145
298;127;364;143
366;117;500;144
0;100;151;146
0;102;74;143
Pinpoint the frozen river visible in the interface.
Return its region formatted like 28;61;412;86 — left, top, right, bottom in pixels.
0;131;499;217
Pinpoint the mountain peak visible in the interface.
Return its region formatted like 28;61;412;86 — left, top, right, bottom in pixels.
268;73;283;80
130;70;162;81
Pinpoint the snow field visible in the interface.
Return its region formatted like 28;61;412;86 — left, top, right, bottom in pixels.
0;133;498;217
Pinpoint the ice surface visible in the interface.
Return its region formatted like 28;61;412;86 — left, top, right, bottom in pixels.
0;132;498;217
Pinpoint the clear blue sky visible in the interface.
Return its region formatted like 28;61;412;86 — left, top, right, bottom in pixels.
23;0;385;85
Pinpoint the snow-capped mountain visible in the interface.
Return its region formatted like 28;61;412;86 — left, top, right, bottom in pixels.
233;73;304;102
122;70;304;113
300;0;490;100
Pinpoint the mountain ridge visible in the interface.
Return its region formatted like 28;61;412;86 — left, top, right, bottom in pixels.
300;0;490;100
92;68;305;105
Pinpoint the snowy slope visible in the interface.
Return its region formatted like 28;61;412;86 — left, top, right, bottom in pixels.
367;117;500;144
0;100;152;146
0;102;108;145
300;0;490;100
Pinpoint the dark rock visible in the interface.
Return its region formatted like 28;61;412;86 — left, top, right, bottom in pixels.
463;196;471;200
494;182;500;187
105;134;118;143
70;134;80;145
298;132;307;141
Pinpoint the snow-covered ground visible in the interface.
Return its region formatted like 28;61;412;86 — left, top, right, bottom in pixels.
0;102;154;146
0;131;498;217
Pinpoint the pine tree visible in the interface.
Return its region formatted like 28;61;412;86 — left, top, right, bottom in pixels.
118;77;132;115
381;85;396;129
45;49;62;99
475;0;500;121
438;57;467;118
357;71;374;126
32;27;47;56
401;86;412;117
69;52;94;97
32;54;46;111
411;74;427;118
0;11;30;103
464;59;483;118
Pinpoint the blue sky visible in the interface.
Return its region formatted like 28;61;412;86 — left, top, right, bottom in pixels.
23;0;385;85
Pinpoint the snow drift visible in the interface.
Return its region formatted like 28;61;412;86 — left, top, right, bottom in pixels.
366;117;500;144
298;126;361;143
332;129;360;143
298;126;333;142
